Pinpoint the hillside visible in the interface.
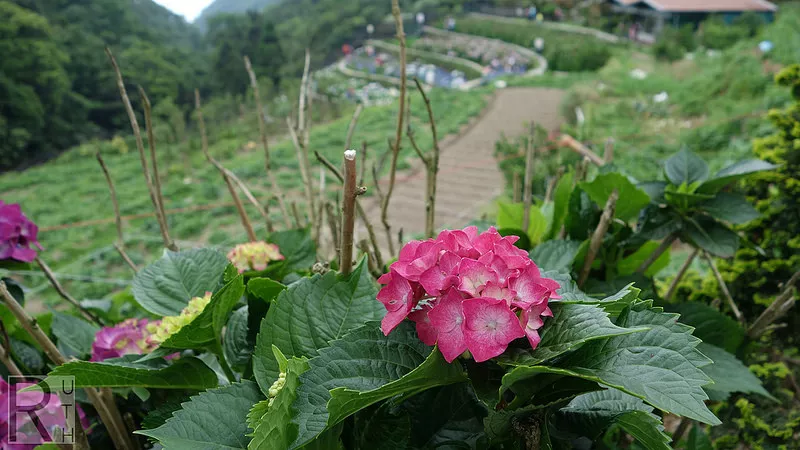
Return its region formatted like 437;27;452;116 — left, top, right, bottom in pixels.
195;0;282;28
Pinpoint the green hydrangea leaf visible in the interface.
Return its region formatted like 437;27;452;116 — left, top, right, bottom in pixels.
664;149;709;186
579;173;651;221
43;355;218;389
51;312;99;358
132;248;230;316
700;192;760;225
696;159;777;194
555;389;670;450
246;278;286;303
529;240;582;273
267;229;316;273
504;302;720;425
668;303;744;353
697;343;773;401
252;258;383;394
137;381;264;449
224;306;253;372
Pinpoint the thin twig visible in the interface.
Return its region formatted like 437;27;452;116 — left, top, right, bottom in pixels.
138;86;170;243
415;78;441;238
287;116;315;232
358;239;382;279
359;141;368;186
0;281;128;450
578;189;619;288
636;233;677;274
544;167;565;203
298;48;311;139
603;138;614;163
522;124;536;233
105;47;177;251
665;248;698;301
558;134;604;166
96;153;138;271
748;270;800;339
195;90;257;241
35;257;103;326
290;202;304;229
345;104;364;152
315;151;384;268
513;172;521;203
0;320;22;377
341;150;358;275
380;0;407;256
671;417;692;446
243;55;292;228
703;251;745;324
575;156;590;184
326;202;341;261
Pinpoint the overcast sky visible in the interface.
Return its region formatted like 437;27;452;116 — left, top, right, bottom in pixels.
154;0;215;21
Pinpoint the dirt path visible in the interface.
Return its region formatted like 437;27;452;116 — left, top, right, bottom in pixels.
362;87;564;244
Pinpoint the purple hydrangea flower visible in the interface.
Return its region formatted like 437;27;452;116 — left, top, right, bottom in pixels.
0;201;43;263
91;318;159;362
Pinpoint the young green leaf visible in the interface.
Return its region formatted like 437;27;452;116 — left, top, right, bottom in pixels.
247;278;286;303
132;248;230;316
137;381;265;450
556;389;670;450
283;322;466;449
159;274;245;351
579;172;650;221
496;201;548;244
697;343;773;401
252;258;383;394
696;159;777;194
248;356;309;450
504;302;720;425
43;356;218;389
500;303;646;367
529;240;582;273
664;149;709;186
700;193;760;225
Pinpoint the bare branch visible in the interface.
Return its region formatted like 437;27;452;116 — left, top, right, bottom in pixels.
578;189;619;287
522;124;536;233
105;47;176;251
636;233;677;274
341;150;358;274
290;202;304;229
0;320;22;377
703;251;745;324
35;257;103;326
345;103;364;151
325;202;340;261
243;55;292;228
558;134;605;166
603;138;615;163
359;140;368;186
748;269;800;338
96;153;138;271
414;78;441;238
138;87;170;244
665;248;698;301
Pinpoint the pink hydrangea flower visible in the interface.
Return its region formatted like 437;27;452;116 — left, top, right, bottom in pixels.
0;201;43;263
91;318;159;362
377;226;561;363
0;379;90;448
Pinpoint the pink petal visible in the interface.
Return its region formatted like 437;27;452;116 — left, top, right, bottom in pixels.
437;229;479;258
471;227;502;254
457;259;498;297
509;264;553;309
393;241;442;281
493;238;530;270
428;289;468;362
378;272;416;335
408;303;438;346
478;252;512;284
398;240;422;262
462;297;525;362
520;303;552;349
481;281;517;306
377;272;392;284
419;251;462;296
462;226;479;241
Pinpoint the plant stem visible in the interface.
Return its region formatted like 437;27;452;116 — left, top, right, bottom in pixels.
603;138;614;163
326;202;341;261
415;79;441;238
195;90;257;242
513;172;522;203
0;320;22;377
748;269;800;339
0;281;132;450
290;202;304;228
345;104;364;152
96;153;138;272
359;141;368;186
575;156;590;183
380;0;407;256
106;47;177;252
341;150;358;275
35;257;103;326
522;124;536;233
315;151;384;268
243;55;292;228
671;417;692;446
138;87;170;246
578;189;618;288
544;167;564;203
665;248;698;301
636;233;677;274
703;251;745;324
558;134;604;166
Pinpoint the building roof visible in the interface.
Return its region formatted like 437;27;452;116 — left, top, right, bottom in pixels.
613;0;777;12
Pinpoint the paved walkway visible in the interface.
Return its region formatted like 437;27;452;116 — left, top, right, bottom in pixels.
361;87;564;243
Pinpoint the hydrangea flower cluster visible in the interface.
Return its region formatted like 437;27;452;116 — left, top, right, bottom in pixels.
0;201;42;263
377;226;560;363
0;379;89;448
227;242;284;273
91;318;160;362
147;292;212;345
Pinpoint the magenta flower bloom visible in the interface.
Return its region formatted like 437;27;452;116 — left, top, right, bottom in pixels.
377;226;561;363
0;201;43;263
91;318;159;362
0;379;89;448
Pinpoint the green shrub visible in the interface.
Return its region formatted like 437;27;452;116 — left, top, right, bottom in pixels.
653;38;685;62
699;16;750;49
546;39;612;72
